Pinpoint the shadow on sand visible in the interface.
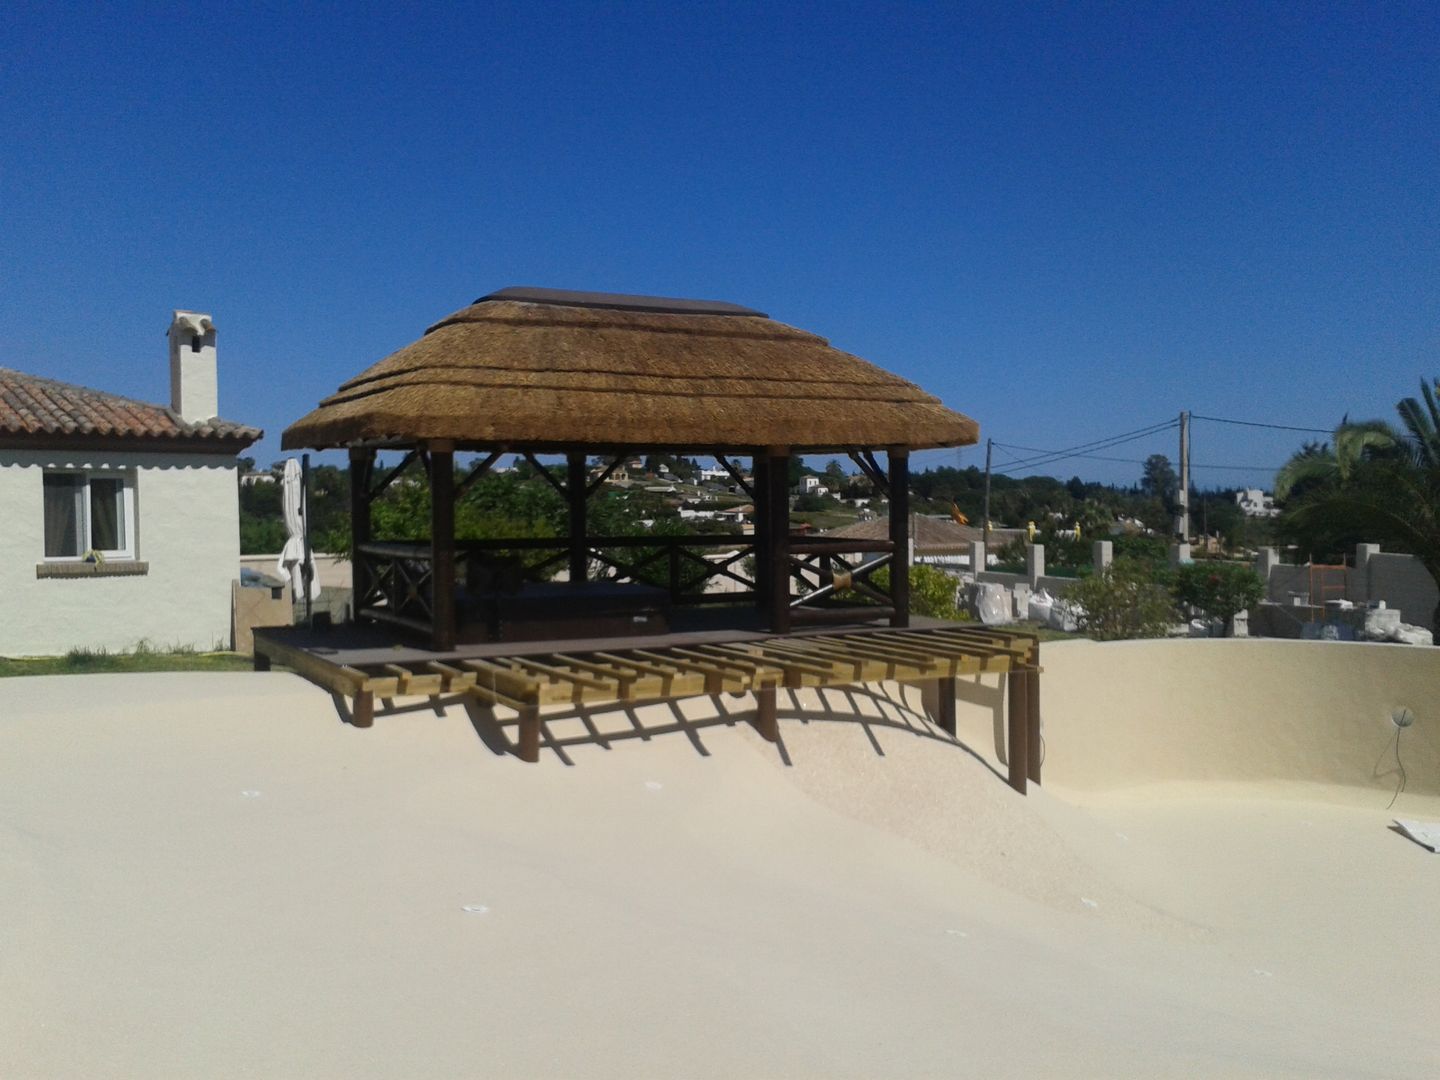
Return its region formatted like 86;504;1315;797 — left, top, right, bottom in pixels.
332;682;1006;781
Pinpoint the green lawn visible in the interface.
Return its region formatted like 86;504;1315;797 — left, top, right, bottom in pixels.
0;650;254;677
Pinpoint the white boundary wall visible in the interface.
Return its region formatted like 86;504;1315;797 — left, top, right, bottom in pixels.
0;449;240;655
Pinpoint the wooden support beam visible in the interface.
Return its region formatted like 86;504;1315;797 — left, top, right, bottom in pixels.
888;448;909;628
847;449;887;493
1007;669;1029;795
714;453;755;501
425;660;477;693
631;648;732;694
766;451;792;633
382;663;444;697
936;675;957;736
708;643;833;682
516;703;542;763
429;445;456;652
512;657;616;693
585;454;625;498
462;658;543;702
352;690;374;729
521;452;568;498
369;448;420;499
1026;662;1042;785
455;450;503;500
349;447;374;619
567;451;588;585
752;685;779;742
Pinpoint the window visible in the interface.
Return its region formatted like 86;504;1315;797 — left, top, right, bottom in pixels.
43;471;135;560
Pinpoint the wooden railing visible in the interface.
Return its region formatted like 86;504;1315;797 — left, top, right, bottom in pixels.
786;537;896;625
355;533;900;635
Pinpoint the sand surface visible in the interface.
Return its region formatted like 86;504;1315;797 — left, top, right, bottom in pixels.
2;657;1438;1078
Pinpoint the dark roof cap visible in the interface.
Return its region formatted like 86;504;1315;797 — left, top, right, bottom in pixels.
476;286;767;318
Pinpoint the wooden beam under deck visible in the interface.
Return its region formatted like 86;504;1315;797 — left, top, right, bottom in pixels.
253;624;1042;785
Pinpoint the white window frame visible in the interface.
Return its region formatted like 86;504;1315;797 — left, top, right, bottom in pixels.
42;469;137;562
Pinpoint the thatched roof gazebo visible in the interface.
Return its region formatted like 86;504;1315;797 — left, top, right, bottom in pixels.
283;287;978;651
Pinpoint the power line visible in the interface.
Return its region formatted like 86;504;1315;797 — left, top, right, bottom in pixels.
1189;462;1286;472
993;420;1178;475
1190;413;1333;435
993;418;1175;463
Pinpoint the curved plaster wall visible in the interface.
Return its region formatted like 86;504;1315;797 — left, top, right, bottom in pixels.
952;639;1440;796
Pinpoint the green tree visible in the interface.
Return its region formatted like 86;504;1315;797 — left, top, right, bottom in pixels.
1275;378;1440;627
1141;454;1177;504
1172;562;1265;635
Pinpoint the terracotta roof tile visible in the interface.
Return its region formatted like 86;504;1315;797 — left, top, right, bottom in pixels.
824;514;1025;554
0;368;260;448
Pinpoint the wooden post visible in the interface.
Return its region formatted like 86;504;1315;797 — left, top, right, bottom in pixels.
766;450;791;633
352;690;374;729
752;454;770;613
349;447;374;622
1006;669;1028;794
888;448;910;627
567;452;588;585
752;684;779;742
516;703;541;763
1026;658;1042;785
936;675;956;735
429;444;456;652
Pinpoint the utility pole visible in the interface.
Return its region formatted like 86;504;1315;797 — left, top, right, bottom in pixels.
1176;410;1190;540
982;437;993;559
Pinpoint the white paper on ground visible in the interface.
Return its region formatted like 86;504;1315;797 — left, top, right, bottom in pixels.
1393;819;1440;853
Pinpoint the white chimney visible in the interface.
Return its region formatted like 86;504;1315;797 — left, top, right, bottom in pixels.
167;310;219;423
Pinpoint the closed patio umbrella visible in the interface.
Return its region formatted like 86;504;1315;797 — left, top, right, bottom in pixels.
277;458;320;602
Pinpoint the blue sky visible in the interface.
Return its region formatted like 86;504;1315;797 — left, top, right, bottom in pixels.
3;3;1436;487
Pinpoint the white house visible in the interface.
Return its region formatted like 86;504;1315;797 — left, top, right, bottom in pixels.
1235;488;1279;517
0;311;260;656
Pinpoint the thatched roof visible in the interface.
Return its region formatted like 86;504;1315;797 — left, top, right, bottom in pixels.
282;287;978;453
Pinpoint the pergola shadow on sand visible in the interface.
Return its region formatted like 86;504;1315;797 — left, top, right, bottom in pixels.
263;287;1042;788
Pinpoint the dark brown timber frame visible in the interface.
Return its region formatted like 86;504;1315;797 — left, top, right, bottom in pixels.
344;442;915;651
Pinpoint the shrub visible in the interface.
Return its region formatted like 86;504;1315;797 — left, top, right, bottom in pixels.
869;565;967;621
1111;534;1169;566
1065;558;1176;641
1171;562;1266;633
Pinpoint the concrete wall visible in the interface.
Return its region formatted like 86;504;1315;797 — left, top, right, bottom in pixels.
0;449;241;655
944;638;1440;796
239;553;352;590
1365;553;1438;629
231;579;292;656
1257;546;1438;630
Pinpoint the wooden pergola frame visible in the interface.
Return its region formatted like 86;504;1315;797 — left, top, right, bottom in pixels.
345;440;914;652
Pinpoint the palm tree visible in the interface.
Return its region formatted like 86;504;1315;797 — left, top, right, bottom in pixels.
1275;378;1440;627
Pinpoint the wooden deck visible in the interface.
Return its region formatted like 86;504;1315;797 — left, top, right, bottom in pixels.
253;620;1043;791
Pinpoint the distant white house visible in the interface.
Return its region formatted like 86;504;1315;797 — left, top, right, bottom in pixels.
797;475;830;496
698;464;730;484
0;311;260;656
1235;488;1279;518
